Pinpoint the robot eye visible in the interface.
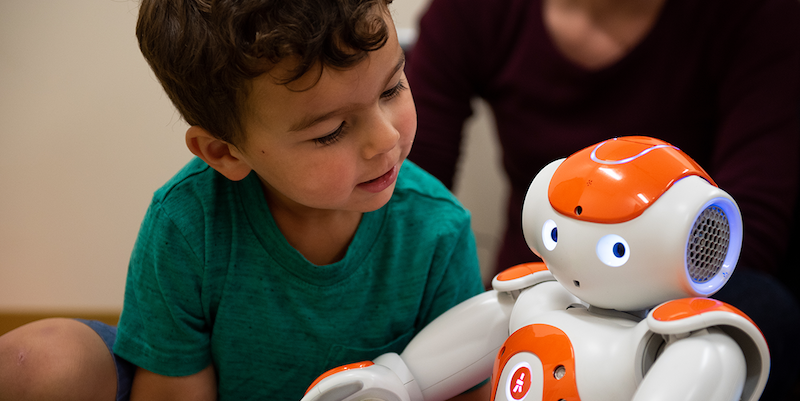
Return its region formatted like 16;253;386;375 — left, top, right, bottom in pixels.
542;219;558;251
596;234;630;267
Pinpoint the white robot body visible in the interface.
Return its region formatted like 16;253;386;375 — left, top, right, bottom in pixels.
489;279;762;401
493;305;648;401
301;137;769;401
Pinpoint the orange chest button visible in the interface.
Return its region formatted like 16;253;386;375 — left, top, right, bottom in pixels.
492;324;580;401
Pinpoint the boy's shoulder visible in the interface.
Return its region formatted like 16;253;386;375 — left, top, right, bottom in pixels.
151;157;237;209
393;161;469;219
396;161;459;200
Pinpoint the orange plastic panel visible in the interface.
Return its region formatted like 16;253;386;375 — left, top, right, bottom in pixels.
496;262;549;282
549;136;715;224
491;324;579;401
304;361;374;395
651;297;755;326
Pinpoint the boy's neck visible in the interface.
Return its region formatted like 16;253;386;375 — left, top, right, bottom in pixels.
262;184;363;266
276;208;363;266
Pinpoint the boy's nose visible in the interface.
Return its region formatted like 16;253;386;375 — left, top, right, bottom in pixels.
361;112;399;159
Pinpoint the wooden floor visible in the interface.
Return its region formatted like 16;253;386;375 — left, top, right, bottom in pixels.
0;311;121;336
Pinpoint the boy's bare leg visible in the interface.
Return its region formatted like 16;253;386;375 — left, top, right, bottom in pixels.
0;318;117;401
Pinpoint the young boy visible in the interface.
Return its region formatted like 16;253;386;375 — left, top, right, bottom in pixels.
0;0;486;400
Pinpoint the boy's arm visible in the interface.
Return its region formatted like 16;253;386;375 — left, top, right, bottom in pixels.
130;364;217;401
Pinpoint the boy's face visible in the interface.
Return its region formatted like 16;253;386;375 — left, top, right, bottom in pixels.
235;10;415;215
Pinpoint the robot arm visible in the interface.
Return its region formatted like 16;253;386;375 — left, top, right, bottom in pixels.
632;328;746;401
399;289;515;400
301;263;581;401
301;290;515;401
643;298;770;401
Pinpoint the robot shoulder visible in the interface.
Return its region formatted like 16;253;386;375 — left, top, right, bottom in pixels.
647;298;769;401
491;262;556;293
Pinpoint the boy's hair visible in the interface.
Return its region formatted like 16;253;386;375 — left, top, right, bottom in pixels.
137;0;393;145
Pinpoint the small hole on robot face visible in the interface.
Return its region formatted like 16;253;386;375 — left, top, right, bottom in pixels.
574;206;583;215
573;280;580;288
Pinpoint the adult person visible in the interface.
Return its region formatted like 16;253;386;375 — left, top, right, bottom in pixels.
406;0;800;398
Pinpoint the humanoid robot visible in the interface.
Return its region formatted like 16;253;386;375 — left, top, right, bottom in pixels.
302;136;770;401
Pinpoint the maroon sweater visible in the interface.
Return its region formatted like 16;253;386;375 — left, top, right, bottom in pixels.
407;0;800;275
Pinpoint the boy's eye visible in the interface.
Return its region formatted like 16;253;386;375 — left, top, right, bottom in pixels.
311;80;405;147
313;122;346;146
380;80;407;100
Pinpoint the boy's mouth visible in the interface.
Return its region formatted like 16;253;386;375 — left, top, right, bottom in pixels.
358;165;398;193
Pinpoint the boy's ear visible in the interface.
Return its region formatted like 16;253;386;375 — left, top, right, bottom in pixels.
185;126;252;181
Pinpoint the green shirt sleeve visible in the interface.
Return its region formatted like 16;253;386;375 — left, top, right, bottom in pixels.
114;200;213;376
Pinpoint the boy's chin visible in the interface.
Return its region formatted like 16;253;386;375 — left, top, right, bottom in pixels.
356;185;396;213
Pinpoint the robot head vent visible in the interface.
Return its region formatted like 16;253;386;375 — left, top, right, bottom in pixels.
686;205;730;283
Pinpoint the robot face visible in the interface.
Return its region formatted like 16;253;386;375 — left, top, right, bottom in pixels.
540;220;631;267
522;137;742;311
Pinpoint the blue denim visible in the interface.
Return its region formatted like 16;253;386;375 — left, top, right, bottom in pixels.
76;319;134;401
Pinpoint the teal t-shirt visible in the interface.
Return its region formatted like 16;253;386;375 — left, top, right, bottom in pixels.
114;158;483;400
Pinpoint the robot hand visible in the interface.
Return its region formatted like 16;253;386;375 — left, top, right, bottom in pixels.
301;353;424;401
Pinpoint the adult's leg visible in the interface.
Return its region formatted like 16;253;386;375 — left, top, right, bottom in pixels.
0;318;117;401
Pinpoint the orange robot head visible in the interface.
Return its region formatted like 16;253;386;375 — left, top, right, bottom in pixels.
548;136;716;224
522;137;743;310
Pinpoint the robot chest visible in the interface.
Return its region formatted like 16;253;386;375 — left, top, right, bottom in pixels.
491;313;650;401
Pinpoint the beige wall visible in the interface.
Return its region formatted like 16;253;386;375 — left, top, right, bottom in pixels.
0;0;505;312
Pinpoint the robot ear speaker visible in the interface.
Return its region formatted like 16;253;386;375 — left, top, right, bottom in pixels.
683;195;742;296
686;205;730;284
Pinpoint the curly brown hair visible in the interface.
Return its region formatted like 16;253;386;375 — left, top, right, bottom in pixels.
137;0;394;145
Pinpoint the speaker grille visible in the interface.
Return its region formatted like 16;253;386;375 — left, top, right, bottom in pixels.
687;206;730;283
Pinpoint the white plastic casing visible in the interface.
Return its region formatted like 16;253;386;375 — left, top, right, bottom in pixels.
400;290;515;400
